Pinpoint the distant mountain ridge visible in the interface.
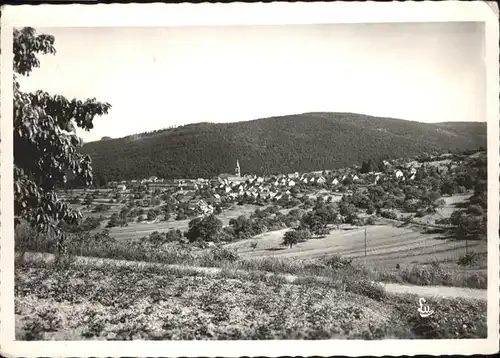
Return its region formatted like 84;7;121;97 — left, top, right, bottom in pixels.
81;112;486;183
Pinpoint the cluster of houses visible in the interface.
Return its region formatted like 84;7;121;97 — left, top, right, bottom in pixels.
96;155;472;222
108;176;208;192
106;159;445;207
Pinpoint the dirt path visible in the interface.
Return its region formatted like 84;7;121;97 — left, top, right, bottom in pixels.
21;252;487;301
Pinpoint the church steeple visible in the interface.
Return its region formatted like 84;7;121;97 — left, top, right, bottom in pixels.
235;160;241;177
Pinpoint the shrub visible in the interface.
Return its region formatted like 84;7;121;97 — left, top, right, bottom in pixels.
435;217;451;225
323;254;353;270
92;203;110;213
415;210;426;218
345;279;386;302
380;210;398;220
165;229;183;242
148;231;164;245
210;246;240;262
365;216;376;225
106;213;128;228
457;252;479;267
69;197;81;205
315;227;331;237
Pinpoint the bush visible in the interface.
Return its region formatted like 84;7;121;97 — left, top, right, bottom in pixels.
202;246;240;263
106;213;128;228
92;204;110;213
365;216;376;225
345;279;386;302
148;231;164;245
69;197;81;205
457;252;479;267
315;227;331;237
165;229;183;242
435;217;451;225
323;254;353;270
380;210;397;220
415;210;426;218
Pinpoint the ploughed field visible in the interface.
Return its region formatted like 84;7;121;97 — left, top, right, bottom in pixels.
225;224;487;270
15;258;487;340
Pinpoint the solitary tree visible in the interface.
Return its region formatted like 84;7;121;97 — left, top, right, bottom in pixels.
14;27;111;250
282;228;311;249
185;214;223;243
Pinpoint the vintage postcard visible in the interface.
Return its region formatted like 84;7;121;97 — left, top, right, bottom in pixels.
0;2;499;357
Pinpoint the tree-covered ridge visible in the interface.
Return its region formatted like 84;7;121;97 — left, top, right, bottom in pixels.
82;112;486;184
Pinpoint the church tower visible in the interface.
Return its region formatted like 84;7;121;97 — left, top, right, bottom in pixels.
235;160;241;177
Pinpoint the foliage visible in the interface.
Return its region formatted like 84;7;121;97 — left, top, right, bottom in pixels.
185;214;223;243
81;113;486;181
106;213;128;228
282;229;311;248
13;27;111;248
457;253;479;267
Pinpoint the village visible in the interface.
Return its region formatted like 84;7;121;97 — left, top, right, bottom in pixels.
99;152;460;218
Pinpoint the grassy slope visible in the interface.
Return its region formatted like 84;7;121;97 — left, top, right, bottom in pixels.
225;225;487;268
82;112;486;180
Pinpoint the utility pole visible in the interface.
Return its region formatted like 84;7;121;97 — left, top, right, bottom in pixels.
364;228;367;259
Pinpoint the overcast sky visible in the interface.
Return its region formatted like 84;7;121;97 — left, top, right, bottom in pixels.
17;23;486;143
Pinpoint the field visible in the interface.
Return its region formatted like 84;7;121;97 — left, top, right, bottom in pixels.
226;224;487;269
15;258;487;340
108;204;265;241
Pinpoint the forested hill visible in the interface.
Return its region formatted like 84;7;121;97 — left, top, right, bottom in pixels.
81;112;486;183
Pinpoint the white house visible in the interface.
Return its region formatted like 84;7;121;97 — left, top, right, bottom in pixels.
289;180;296;187
395;170;404;179
117;184;127;191
317;176;326;184
331;178;339;185
352;175;359;182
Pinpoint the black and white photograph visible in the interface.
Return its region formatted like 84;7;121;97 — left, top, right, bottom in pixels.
1;2;498;357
